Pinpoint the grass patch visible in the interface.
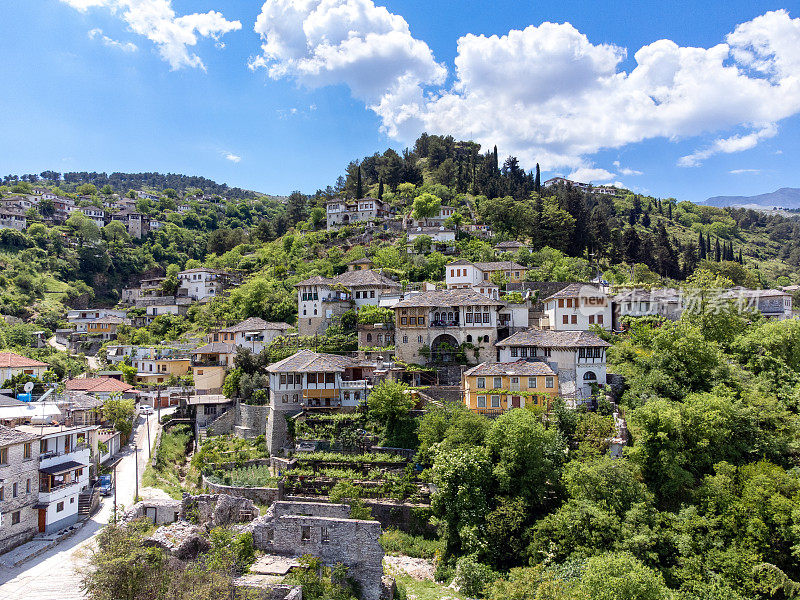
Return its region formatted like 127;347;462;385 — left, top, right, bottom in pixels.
143;424;192;499
390;572;466;600
381;529;443;559
206;464;279;488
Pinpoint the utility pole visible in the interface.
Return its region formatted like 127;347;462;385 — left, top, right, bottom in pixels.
146;412;151;459
134;440;139;503
112;462;117;523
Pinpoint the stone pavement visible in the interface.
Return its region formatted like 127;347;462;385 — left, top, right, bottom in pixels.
0;408;171;599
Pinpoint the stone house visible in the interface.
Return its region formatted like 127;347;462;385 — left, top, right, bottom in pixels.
0;425;40;554
325;197;395;230
209;317;293;354
392;288;505;365
445;260;527;290
496;329;610;401
0;352;49;383
250;501;384;600
177;268;240;302
541;283;612;331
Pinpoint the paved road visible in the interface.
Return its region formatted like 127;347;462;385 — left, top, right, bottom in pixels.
0;409;171;599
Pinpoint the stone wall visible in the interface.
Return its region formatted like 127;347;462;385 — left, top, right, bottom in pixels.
203;405;237;433
237;403;269;438
0;440;40;554
202;476;280;505
266;406;302;455
250;501;384;600
121;499;182;525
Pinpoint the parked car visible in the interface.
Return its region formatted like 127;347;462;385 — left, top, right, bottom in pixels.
98;474;113;496
140;405;154;415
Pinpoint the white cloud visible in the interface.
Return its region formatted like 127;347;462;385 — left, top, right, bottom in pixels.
62;0;241;70
567;167;615;183
88;28;138;52
222;151;241;163
613;161;642;176
250;0;446;122
678;124;778;167
251;5;800;170
730;168;761;174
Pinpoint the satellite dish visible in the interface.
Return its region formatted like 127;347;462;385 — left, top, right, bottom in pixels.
23;382;34;393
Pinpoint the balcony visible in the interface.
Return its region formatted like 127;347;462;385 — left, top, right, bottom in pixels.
430;320;460;328
339;379;370;390
39;443;89;461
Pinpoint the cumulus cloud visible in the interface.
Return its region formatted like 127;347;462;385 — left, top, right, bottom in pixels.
678;124;778;167
613;161;643;176
88;28;138;52
250;0;446;118
567;167;615;183
62;0;241;70
251;4;800;170
222;151;241;163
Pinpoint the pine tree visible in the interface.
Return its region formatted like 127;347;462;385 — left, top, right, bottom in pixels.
377;179;384;200
493;145;499;172
698;231;707;259
356;166;363;199
641;212;651;228
738;248;743;263
534;163;541;192
667;202;673;219
715;238;721;261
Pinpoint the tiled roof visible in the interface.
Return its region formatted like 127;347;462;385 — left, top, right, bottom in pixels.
473;261;526;271
496;328;611;348
495;241;526;249
90;316;126;324
58;391;104;410
0;424;39;446
194;342;238;354
0;352;48;368
393;288;504;308
266;349;358;373
334;269;400;288
65;377;133;393
220;317;292;333
464;360;556;377
543;283;606;301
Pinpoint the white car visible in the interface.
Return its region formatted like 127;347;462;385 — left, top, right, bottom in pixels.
140;405;154;415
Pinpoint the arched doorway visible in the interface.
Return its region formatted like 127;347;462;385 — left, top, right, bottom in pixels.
582;371;597;398
431;334;459;363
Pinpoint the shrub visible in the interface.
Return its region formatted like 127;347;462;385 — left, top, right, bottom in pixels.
455;555;499;598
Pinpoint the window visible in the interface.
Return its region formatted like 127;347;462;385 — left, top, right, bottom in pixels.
403;336;408;344
280;374;287;385
0;447;7;464
466;313;473;323
477;377;486;389
56;501;64;512
562;315;569;325
370;291;375;298
409;317;416;325
26;478;30;494
477;395;486;408
597;314;604;325
75;468;83;478
326;373;335;384
510;376;519;390
589;315;595;324
23;442;31;459
528;377;537;388
11;511;20;525
491;395;501;408
571;315;577;324
493;376;502;389
301;526;311;542
293;394;299;403
510;347;518;357
307;373;317;384
418;316;425;325
366;333;372;342
418;335;423;343
13;482;17;497
321;527;330;543
545;376;555;388
0;487;3;501
483;312;490;323
558;299;564;308
401;317;407;325
520;347;528;357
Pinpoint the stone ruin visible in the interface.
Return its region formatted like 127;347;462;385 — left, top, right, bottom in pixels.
121;495;388;600
243;501;385;600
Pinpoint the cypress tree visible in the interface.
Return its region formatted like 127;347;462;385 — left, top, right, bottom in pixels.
715;238;721;261
377;179;384;200
667;202;673;219
698;231;706;259
641;212;651;228
706;233;712;256
534;163;541;192
356;166;363;199
738;248;743;263
493;145;499;172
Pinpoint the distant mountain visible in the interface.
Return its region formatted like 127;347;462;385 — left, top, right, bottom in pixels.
706;187;800;209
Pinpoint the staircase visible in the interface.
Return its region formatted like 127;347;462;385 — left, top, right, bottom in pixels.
78;487;99;516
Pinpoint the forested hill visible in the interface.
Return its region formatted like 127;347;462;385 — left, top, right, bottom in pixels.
5;171;265;201
2;132;800;339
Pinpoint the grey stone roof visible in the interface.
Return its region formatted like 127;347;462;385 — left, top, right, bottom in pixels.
194;342;238;354
393;288;504;308
0;424;39;446
495;241;527;249
496;328;611;348
220;317;292;333
464;360;556;377
266;349;359;373
347;257;373;265
295;270;399;289
543;283;606;302
295;275;336;287
473;261;526;271
59;391;104;410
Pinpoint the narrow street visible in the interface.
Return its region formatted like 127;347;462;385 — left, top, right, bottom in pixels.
0;409;171;599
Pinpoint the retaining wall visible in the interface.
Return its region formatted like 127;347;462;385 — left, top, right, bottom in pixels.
202;475;281;505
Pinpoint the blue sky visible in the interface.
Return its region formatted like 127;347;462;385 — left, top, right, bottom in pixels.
1;1;799;202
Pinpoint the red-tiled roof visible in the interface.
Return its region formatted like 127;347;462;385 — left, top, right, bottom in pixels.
65;377;133;393
0;352;48;368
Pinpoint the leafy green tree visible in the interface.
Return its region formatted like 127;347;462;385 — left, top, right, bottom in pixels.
103;396;136;442
411;193;442;220
77;183;97;196
577;552;670;600
366;380;417;447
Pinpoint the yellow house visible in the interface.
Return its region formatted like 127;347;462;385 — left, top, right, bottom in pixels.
191;342;237;394
86;316;126;339
463;360;558;414
134;357;191;385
